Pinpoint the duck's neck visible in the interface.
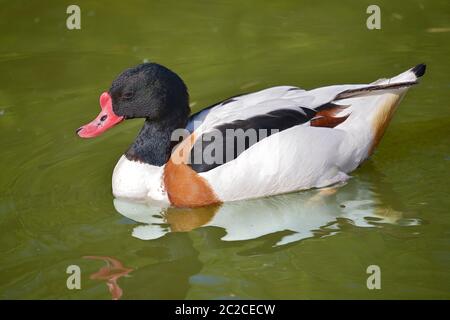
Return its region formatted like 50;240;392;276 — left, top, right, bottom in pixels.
125;118;185;166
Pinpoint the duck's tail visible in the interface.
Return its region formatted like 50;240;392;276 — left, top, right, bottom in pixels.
334;64;426;101
333;64;426;163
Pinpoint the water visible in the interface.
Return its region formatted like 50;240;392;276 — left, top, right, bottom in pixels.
1;0;449;299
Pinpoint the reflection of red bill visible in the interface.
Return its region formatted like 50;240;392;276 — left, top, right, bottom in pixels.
83;255;133;300
76;92;124;138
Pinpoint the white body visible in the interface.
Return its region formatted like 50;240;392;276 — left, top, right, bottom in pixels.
112;66;422;205
112;155;169;206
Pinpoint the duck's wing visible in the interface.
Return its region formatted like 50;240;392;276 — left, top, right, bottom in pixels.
186;85;351;173
188;64;426;131
186;64;425;173
185;84;362;173
186;86;305;133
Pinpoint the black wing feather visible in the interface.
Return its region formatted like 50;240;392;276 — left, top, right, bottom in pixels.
188;108;315;173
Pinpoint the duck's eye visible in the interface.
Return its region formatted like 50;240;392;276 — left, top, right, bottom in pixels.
122;91;134;100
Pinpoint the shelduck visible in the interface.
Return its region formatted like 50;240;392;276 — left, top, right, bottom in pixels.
77;63;426;208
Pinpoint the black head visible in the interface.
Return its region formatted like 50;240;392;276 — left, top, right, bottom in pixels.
110;63;190;123
77;62;190;139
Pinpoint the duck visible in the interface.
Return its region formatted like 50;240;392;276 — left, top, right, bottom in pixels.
76;62;426;208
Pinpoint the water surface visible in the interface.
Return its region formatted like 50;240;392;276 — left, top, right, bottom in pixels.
0;0;449;299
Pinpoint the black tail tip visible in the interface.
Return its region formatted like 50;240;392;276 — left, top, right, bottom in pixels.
412;63;426;78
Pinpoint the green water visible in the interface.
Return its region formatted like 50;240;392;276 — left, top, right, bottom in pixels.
1;0;449;299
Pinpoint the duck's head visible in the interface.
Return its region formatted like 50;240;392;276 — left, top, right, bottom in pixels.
76;63;190;138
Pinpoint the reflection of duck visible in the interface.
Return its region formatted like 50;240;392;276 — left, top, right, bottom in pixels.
77;63;426;208
113;178;418;246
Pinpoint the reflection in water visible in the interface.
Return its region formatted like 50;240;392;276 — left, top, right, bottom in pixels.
113;179;420;246
83;256;133;300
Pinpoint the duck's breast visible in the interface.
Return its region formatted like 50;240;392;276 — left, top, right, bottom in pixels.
112;155;169;205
